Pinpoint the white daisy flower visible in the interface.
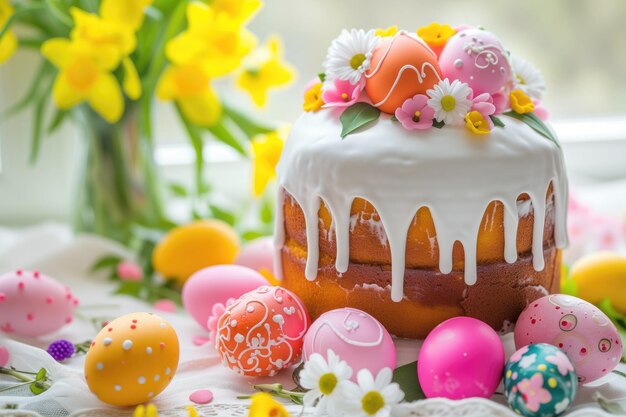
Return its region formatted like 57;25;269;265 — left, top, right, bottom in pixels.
339;368;404;417
299;350;353;415
510;54;546;100
427;78;473;126
323;29;379;85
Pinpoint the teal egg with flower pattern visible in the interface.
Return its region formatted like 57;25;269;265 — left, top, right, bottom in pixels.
504;343;577;417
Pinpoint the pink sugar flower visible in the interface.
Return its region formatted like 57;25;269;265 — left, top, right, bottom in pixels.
533;100;550;121
395;94;435;130
116;261;143;281
321;78;365;108
207;298;236;346
492;91;510;114
471;93;496;129
546;351;575;376
517;374;552;412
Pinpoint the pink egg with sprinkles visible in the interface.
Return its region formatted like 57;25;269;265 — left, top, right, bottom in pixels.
235;237;275;277
182;265;268;330
0;270;78;337
418;317;505;399
303;308;396;381
514;294;622;384
439;28;511;95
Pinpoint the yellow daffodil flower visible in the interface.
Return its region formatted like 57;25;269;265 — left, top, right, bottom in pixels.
509;89;535;114
157;63;222;127
100;0;153;31
211;0;262;23
465;111;491;135
248;393;291;417
41;38;124;123
417;22;456;52
166;2;257;78
122;57;141;99
375;25;398;38
237;36;295;107
0;0;17;64
251;127;286;197
133;403;158;417
302;83;324;112
186;406;198;417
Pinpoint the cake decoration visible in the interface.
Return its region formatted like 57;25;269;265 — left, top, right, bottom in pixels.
504;343;577;417
514;294;621;383
302;307;396;381
417;317;505;399
215;286;309;376
416;22;456;57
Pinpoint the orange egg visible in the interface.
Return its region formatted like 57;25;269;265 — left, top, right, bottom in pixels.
365;33;442;114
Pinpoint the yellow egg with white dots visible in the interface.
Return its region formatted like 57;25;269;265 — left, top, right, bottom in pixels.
84;312;180;406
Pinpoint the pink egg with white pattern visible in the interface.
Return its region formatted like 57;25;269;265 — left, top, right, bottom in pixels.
235;237;275;278
303;308;396;381
514;294;622;384
0;270;78;337
439;28;511;95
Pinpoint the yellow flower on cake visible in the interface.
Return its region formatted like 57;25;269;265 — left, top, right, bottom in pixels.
0;0;17;64
251;127;287;197
465;111;491;135
156;63;222;127
509;89;535;114
211;0;262;23
417;22;456;49
100;0;154;31
237;36;295;107
166;2;257;78
302;82;324;112
248;392;290;417
375;25;398;38
41;38;124;123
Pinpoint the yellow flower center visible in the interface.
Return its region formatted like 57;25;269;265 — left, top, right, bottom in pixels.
412;110;421;122
516;74;526;85
350;53;366;70
362;391;385;415
441;95;456;112
341;92;349;101
66;57;99;91
318;373;338;395
174;65;208;96
216;32;238;54
473;119;483;128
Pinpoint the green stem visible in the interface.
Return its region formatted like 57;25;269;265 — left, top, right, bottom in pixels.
0;367;31;383
0;4;48;39
44;0;73;27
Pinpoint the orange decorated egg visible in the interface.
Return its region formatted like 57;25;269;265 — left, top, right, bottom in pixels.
215;286;309;376
365;33;442;114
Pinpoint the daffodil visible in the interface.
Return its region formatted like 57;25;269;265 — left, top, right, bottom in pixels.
251;128;286;197
122;57;142;99
303;83;324;112
510;89;535;114
100;0;153;31
375;26;398;38
211;0;262;23
156;63;222;127
465;111;491;135
166;2;257;78
41;38;124;123
248;392;290;417
417;22;456;50
237;36;295;107
0;0;17;64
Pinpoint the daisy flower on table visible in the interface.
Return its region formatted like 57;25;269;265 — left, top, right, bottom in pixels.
339;368;404;417
299;350;353;415
510;54;546;101
427;78;473;126
323;29;379;85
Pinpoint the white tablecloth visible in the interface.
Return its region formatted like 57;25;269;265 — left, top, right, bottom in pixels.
0;223;624;417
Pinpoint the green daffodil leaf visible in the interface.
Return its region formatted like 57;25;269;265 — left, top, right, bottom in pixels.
432;119;445;129
490;115;505;128
392;361;425;402
503;111;560;148
340;102;381;138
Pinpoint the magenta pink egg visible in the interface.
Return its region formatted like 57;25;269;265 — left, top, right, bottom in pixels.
439;28;511;96
303;308;396;381
182;265;268;330
514;294;622;384
0;270;78;337
418;316;505;399
235;237;275;277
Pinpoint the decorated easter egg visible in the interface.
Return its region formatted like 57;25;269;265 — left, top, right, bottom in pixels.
570;252;626;313
302;307;396;381
0;270;78;337
439;28;511;96
365;32;441;114
514;294;621;384
418;317;504;399
235;237;275;280
152;220;240;284
505;343;577;417
84;312;179;406
216;286;309;376
182;265;267;330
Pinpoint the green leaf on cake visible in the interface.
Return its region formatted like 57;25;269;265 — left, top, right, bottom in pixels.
340;102;381;138
318;72;326;82
503;111;560;148
392;361;426;402
432;119;445;129
490;115;505;128
390;115;398;122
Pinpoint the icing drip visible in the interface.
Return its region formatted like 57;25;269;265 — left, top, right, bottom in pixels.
274;111;568;302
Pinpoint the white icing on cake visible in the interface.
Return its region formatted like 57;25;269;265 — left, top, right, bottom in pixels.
274;110;568;302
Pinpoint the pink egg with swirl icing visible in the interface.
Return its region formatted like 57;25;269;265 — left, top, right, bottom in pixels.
514;294;621;384
303;308;396;381
235;237;275;278
216;286;309;376
439;28;511;95
182;265;268;331
0;270;78;337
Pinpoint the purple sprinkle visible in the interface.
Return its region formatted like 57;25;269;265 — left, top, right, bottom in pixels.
47;339;75;362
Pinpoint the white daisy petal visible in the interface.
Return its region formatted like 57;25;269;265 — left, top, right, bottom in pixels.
303;388;322;407
374;367;393;388
356;368;377;392
324;28;380;85
427;78;473;125
510;54;546;100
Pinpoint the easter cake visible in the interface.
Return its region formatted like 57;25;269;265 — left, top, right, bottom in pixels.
274;24;569;339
